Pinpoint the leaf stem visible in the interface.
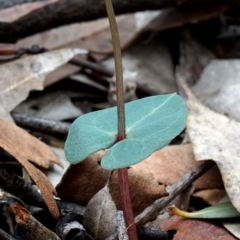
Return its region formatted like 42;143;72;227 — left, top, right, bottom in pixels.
104;0;138;239
104;0;125;140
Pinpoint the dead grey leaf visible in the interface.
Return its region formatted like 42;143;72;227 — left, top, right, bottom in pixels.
83;184;117;240
145;2;234;33
15;90;83;120
0;48;87;112
192;60;240;122
177;76;240;213
179;30;215;85
103;34;176;94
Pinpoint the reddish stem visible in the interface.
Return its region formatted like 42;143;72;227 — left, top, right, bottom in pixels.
118;168;138;239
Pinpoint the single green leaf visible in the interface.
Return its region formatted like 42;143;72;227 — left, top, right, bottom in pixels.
169;202;240;219
64;94;187;169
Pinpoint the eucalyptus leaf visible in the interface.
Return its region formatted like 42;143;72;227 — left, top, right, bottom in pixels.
64;94;187;169
169;202;240;219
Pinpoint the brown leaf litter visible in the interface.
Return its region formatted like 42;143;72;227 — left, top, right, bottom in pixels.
57;151;167;216
0;118;62;218
161;215;237;240
57;144;223;215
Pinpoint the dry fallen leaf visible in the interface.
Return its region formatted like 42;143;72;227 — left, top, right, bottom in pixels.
131;144;223;190
56;151;166;215
83;184;117;240
103;33;176;94
179;30;215;85
0;0;59;23
192;59;240;122
16;91;83;121
177;76;240;213
0;48;87;116
0;118;62;218
146;1;234;34
161;215;238;240
57;145;224;215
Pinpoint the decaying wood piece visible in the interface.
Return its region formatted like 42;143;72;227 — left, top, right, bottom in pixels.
9;202;61;240
0;0;238;42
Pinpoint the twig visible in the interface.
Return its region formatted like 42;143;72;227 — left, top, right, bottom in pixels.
11;112;71;135
134;161;214;227
0;228;16;240
9;202;61;240
0;0;235;42
70;57;113;77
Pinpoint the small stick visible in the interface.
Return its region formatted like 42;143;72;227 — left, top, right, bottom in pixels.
70;57;113;77
134;161;214;227
11;112;71;135
9;202;61;240
0;228;16;240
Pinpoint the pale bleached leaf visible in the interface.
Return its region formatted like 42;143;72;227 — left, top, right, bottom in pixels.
177;76;240;213
192;60;240;122
0;48;87;112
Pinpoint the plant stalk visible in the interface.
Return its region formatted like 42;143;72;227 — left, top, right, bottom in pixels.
104;0;138;239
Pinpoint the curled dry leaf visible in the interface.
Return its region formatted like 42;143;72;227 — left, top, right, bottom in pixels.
56;151;166;216
0;0;59;23
0;118;62;218
161;215;238;240
0;48;87;115
177;76;240;213
83;184;117;240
